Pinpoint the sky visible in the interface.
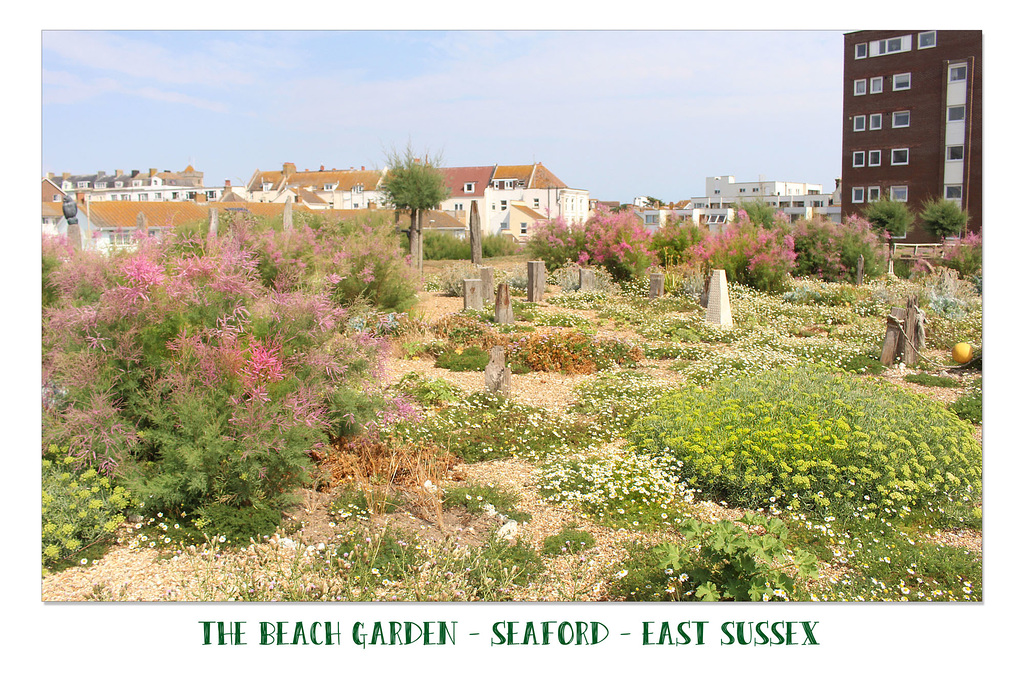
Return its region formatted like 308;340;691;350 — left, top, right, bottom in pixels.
41;29;845;202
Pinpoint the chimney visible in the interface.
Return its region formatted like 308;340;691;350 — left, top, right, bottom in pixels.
224;179;231;188
132;170;140;177
97;170;105;178
361;166;365;171
283;162;296;175
46;172;54;180
115;169;123;177
149;168;157;177
320;165;325;171
62;172;70;181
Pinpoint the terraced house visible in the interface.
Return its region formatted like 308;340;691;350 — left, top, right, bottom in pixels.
45;165;222;202
245;163;386;210
841;30;982;240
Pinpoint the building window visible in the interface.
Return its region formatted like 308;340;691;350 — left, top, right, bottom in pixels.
892;110;911;128
154;192;162;200
868;186;881;202
945;185;963;200
949;64;968;82
77;181;89;189
890;186;908;202
464;182;474;193
870;77;884;94
868;150;882;167
918;31;936;49
852;151;865;167
852;187;865;203
500;200;508;211
138;193;148;201
115;181;123;188
947;145;965;161
876;35;909;55
95;182;106;189
854;79;867;96
891;148;909;165
893;73;911;91
353;184;364;193
947;105;966;122
453;202;464;211
261;183;271;191
324;183;336;191
855;42;868;59
533;198;540;208
869;113;883;130
853;115;866;131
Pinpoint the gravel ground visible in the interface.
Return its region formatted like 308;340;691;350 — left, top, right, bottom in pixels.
41;285;982;602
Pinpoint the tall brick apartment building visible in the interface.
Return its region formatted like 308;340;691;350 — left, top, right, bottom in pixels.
841;30;982;242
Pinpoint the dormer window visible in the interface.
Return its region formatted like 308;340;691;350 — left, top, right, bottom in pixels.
132;180;143;187
262;182;272;192
77;181;89;189
115;181;123;188
353;184;364;193
324;183;336;191
95;182;106;189
464;182;475;193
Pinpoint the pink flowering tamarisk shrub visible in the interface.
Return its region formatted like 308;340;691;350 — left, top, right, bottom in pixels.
789;215;887;283
691;215;797;293
528;207;654;282
42;221;400;519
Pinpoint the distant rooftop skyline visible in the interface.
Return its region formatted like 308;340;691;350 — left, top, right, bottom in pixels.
42;30;844;203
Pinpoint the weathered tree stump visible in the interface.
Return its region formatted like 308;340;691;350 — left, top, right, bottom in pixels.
649;272;665;299
495;283;514;324
880;295;926;366
463;278;483;311
484;346;511;396
479;266;495;305
470;201;482;265
527;261;545;302
856;254;864;286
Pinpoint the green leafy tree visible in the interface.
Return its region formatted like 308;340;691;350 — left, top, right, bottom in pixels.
380;143;451;275
865;198;913;239
919;198;969;239
736;200;777;230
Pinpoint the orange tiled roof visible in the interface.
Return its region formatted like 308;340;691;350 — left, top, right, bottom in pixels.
87;201;209;229
248;168;383;193
42;201;64;217
529;163;567;189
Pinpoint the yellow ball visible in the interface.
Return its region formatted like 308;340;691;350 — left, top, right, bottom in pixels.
952;343;973;364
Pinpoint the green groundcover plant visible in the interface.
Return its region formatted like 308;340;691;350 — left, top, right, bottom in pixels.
628;366;981;525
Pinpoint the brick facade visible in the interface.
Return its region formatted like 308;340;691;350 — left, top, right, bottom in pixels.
841;30;982;242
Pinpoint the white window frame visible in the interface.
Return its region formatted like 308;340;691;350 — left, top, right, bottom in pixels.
855;42;868;59
949;64;968;82
945;185;963;200
892;110;911;128
868;150;882;167
868;186;881;202
852;187;865;203
852;151;865;168
533;198;540;209
464;182;475;193
891;148;909;165
947;145;965;161
853;115;866;131
947;105;966;122
500;200;508;211
890;186;908;203
893;73;911;91
918;31;936;49
854;79;867;96
869;113;883;130
870;77;884;94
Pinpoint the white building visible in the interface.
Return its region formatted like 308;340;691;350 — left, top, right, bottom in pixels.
690;175;841;223
46;166;226;203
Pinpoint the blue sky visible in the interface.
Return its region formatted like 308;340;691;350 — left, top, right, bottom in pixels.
42;29;844;202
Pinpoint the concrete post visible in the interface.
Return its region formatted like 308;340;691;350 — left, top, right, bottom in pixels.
479;266;495;305
705;269;733;328
649;273;665;298
463;278;483;311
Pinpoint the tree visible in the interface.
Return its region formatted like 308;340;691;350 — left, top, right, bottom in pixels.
864;199;913;239
919;198;969;240
736;200;777;229
379;143;450;276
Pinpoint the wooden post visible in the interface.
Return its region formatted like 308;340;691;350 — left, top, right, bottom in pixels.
470;200;482;265
463;279;483;311
208;207;218;239
880;307;906;366
527;260;545;302
649;273;665;299
856;254;864;286
495;283;514;324
902;295;923;366
479;266;495;305
283;195;293;230
484;346;511;397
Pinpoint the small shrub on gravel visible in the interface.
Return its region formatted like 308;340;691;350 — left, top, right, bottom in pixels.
542;526;596;556
629;366;982;526
435;346;490;372
904;373;959;388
